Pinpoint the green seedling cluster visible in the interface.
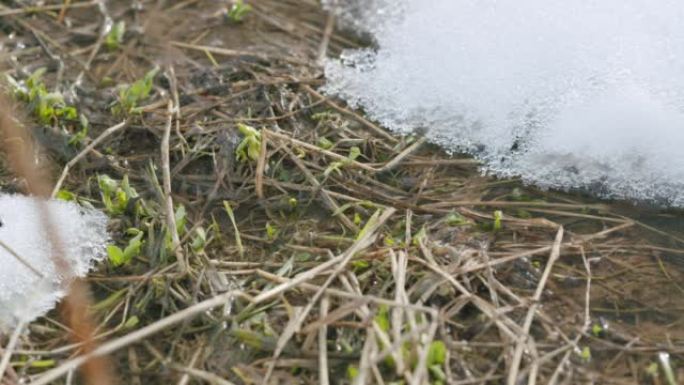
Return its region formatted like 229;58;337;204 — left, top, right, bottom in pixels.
113;68;159;115
235;123;262;163
98;174;204;268
98;174;142;216
227;0;252;22
105;21;126;51
7;68;77;125
107;228;143;267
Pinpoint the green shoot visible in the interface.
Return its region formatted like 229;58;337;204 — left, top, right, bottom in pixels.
107;229;144;267
68;114;90;147
7;68;78;125
493;210;503;232
579;346;591;362
113;68;159;115
191;227;208;252
445;211;469;226
223;201;245;257
56;189;77;202
105;21;126;51
265;222;278;241
318;137;333;149
324;146;362;177
373;305;390;332
98;174;140;215
235;123;262;163
227;0;252;22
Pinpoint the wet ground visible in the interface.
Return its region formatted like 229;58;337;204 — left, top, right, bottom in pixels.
1;1;683;384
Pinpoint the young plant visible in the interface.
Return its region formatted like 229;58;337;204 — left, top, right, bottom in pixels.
235;123;262;163
324;146;362;177
98;174;140;215
7;68;77;125
105;21;126;51
68;114;90;147
227;0;252;22
107;228;144;267
113;68;159;115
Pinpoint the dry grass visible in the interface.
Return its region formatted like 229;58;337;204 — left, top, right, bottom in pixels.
1;1;684;384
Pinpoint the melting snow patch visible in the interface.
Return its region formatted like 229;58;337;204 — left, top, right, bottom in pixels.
324;0;684;206
0;195;108;330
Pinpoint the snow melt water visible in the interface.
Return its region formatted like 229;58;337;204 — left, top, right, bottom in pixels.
0;196;108;330
324;0;684;206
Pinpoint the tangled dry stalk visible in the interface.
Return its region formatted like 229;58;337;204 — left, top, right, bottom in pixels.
0;1;683;385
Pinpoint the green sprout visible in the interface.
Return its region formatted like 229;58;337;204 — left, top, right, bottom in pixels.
7;68;77;125
446;211;469;226
113;67;159;115
191;227;208;252
68;114;90;147
235;123;262;163
324;146;362;177
227;0;252;22
318;136;333;150
493;210;503;232
265;222;278;241
107;229;144;267
98;174;140;215
105;21;126;51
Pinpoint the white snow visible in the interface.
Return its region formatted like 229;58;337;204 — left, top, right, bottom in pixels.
324;0;684;206
0;195;108;330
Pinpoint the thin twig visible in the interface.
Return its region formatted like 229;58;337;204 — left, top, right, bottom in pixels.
507;227;564;385
0;321;25;381
31;290;247;385
162;100;186;274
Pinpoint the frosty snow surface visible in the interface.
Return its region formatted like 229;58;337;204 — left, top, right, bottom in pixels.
324;0;684;206
0;195;108;330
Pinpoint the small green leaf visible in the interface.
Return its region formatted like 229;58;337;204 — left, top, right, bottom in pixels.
579;346;591;362
122;231;144;261
427;341;447;366
107;245;125;267
348;146;361;161
265;222;278;241
175;205;187;235
227;0;252;22
493;210;503;232
374;305;390;332
429;364;447;382
28;360;56;368
346;365;359;381
122;315;139;330
353;212;362;226
288;197;298;209
318;137;333;149
191;227;207;252
98;174;119;196
56;189;76;201
351;259;370;271
105;21;126;50
115;68;159;114
235;123;261;162
446;212;468;226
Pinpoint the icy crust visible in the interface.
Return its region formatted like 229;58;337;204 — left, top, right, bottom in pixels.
324;0;684;206
321;0;406;35
0;195;108;330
